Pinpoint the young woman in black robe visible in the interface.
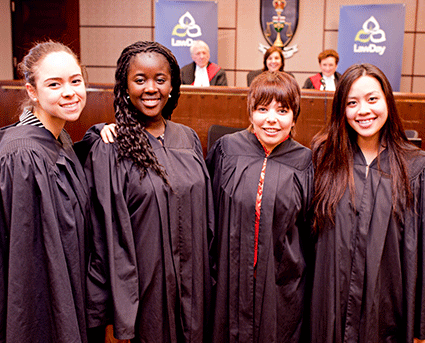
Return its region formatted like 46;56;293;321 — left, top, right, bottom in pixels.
206;71;314;342
77;41;214;342
310;63;425;342
0;41;90;342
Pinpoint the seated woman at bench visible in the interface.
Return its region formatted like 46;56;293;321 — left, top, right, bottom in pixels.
247;45;294;86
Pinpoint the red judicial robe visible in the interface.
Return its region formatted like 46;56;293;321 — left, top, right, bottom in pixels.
180;62;228;86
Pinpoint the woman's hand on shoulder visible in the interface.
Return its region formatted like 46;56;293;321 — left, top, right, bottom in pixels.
100;123;117;143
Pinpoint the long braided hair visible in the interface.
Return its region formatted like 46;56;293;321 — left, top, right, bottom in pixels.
114;41;181;182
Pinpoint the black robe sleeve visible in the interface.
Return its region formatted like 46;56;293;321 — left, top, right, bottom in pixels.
80;125;139;340
302;76;314;89
411;155;425;340
210;68;228;86
0;127;89;343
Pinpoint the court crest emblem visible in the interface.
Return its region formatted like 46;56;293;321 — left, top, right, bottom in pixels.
260;0;299;48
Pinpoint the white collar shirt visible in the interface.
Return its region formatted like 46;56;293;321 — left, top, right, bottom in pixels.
194;65;210;87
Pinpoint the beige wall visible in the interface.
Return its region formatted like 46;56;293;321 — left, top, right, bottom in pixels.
0;0;13;80
1;0;424;92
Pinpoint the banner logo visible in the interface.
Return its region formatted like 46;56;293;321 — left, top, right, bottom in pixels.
155;0;218;67
338;4;405;91
171;12;202;47
353;16;386;55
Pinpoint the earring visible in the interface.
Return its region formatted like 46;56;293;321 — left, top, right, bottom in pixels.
168;93;172;98
33;98;37;102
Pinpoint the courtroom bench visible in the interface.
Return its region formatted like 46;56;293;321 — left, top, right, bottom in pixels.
1;81;424;156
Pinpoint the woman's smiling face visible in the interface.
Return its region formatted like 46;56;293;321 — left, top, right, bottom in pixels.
266;51;283;72
251;98;294;152
127;52;172;124
345;75;388;147
26;51;86;137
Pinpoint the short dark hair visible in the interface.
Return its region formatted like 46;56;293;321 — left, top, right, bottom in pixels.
262;46;285;72
248;71;300;127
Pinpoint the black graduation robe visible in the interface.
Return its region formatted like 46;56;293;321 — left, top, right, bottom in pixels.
310;147;425;342
0;125;89;343
206;130;314;343
78;121;214;342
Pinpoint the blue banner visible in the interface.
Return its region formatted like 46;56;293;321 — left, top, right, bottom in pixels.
155;0;218;69
337;4;405;91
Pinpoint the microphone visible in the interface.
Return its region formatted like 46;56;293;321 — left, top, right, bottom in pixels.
320;77;326;90
321;77;328;121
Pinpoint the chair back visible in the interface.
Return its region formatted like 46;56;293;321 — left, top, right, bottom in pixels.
207;124;245;151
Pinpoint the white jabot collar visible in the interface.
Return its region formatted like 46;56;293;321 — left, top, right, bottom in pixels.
194;65;210;87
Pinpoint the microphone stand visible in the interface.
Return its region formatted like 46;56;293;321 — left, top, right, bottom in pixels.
321;78;328;122
320;78;326;91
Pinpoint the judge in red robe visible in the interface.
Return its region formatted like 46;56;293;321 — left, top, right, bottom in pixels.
181;40;228;86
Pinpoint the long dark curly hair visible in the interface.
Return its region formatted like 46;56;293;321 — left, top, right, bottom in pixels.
114;41;181;183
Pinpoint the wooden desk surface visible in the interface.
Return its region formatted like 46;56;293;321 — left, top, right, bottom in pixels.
2;81;424;155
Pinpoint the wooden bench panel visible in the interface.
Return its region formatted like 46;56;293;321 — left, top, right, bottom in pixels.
2;81;424;155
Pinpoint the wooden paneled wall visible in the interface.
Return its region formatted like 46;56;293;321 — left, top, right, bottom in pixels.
1;81;425;156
